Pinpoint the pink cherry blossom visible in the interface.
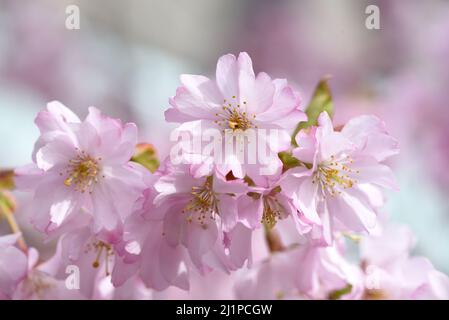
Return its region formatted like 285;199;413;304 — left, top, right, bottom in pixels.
12;249;85;300
0;234;84;300
281;112;399;244
165;52;306;179
41;224;115;299
112;210;191;291
153;162;252;271
112;161;253;291
237;174;311;234
235;241;364;300
360;223;449;300
5;46;449;301
15;102;147;236
110;171;192;291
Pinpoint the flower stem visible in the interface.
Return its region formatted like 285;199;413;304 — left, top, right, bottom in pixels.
264;224;285;253
0;200;28;252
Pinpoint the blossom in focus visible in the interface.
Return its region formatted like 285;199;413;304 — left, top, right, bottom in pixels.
112;209;190;291
165;52;306;180
15;102;147;236
111;171;191;291
237;174;311;234
281;112;399;244
112;161;253;290
153;162;252;274
360;224;449;300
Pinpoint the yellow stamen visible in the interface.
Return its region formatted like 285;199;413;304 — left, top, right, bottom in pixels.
183;176;219;226
261;192;285;229
62;150;101;193
86;240;113;276
313;155;358;197
215;97;255;131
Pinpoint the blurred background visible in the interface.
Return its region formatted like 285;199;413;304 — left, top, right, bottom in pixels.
1;0;448;297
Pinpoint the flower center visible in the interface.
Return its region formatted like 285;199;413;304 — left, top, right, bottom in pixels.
85;240;113;276
63;150;102;193
214;96;256;131
183;176;219;227
261;186;286;229
262;196;285;229
314;155;359;197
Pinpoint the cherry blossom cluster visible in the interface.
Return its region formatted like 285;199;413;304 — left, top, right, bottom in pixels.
1;52;448;299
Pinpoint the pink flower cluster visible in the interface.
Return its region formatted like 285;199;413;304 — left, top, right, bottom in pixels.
2;52;448;299
236;221;449;299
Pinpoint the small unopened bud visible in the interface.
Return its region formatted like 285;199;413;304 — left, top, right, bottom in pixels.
131;143;159;173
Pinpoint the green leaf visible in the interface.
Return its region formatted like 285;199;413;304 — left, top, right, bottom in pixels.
328;284;353;300
278;151;301;171
292;77;334;146
131;143;160;173
278;151;313;172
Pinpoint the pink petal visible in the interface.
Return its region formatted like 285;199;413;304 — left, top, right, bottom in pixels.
237;196;264;229
180;74;222;104
216;53;239;99
218;194;239;232
14;164;44;191
256;82;304;127
293;129;317;164
212;173;248;194
183;219;218;270
159;241;189;290
342;115;399;161
49;187;82;227
217;154;244;179
240;71;274;115
91;181;122;233
102;123;138;165
0;243;28;298
317;112;334;136
329;189;377;233
35;136;77;170
166;82;220;123
350;157;399;190
227;223;252;268
35;101;80;134
72;120;100;156
46;101;80;123
294;178;321;225
319;131;354;161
